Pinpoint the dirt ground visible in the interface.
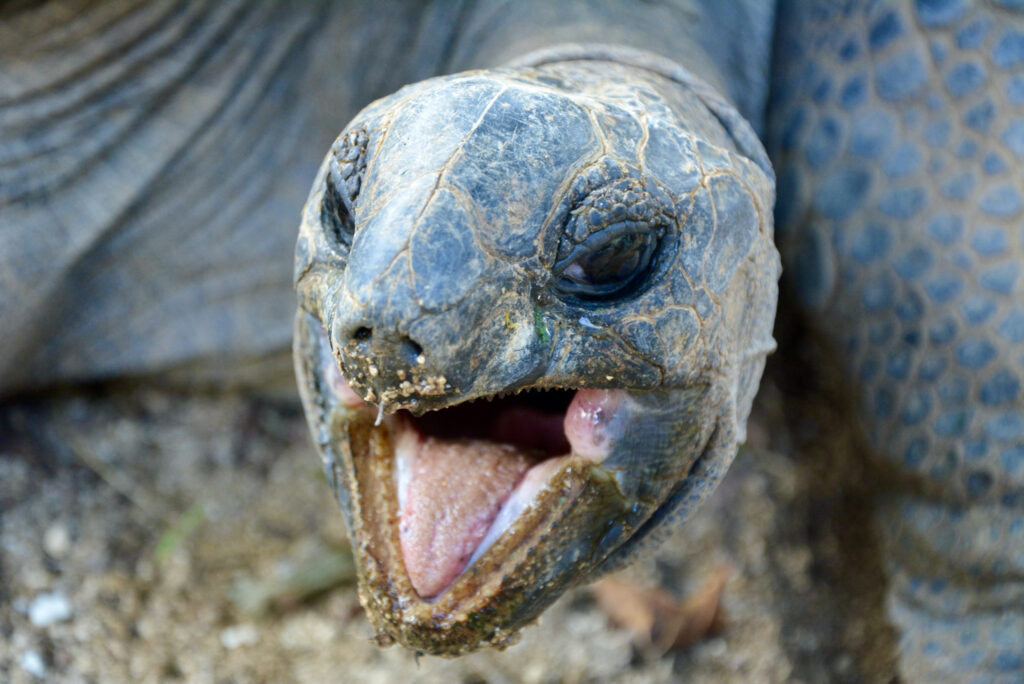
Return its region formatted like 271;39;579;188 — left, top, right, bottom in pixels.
0;335;901;684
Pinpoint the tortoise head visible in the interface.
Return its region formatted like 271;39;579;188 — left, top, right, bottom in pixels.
294;56;779;655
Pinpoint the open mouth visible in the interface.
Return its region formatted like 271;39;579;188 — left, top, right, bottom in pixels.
393;388;575;599
294;310;718;654
306;317;624;601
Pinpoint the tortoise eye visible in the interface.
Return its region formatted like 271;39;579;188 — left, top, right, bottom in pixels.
321;180;355;249
555;229;658;301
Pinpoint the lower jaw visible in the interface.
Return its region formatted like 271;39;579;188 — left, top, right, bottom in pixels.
337;408;630;654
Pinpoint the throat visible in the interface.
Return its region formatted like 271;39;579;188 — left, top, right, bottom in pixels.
410;390;574;455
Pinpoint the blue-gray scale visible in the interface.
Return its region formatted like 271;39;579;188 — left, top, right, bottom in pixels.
769;1;1024;680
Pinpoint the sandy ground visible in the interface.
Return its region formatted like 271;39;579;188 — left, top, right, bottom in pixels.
0;336;900;684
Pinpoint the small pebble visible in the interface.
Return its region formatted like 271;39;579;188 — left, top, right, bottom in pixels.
705;636;728;657
43;524;71;558
523;660;547;684
20;650;46;678
221;623;259;649
28;592;72;627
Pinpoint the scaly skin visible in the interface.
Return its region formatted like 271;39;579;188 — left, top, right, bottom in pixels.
768;1;1024;681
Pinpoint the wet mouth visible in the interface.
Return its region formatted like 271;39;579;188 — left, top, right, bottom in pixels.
313;323;624;600
393;388;574;598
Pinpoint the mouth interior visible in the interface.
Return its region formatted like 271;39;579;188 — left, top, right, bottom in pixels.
408;389;575;456
394;389;576;600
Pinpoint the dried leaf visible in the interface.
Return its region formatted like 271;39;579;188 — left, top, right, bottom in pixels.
592;565;731;653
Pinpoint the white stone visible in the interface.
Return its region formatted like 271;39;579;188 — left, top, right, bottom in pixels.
43;524;71;558
220;623;259;649
28;592;72;627
20;650;46;678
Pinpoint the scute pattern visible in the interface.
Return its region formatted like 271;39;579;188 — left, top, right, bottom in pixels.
770;1;1024;680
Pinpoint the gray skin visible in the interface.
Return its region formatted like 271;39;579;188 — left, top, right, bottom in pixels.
3;0;1022;681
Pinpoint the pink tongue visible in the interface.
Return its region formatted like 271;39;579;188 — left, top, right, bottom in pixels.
398;436;535;599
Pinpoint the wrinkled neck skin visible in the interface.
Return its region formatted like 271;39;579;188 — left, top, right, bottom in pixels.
442;0;775;134
294;0;779;657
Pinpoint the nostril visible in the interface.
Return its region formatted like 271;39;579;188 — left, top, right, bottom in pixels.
401;337;423;364
344;323;422;364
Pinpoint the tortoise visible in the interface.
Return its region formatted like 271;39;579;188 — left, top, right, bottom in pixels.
4;1;1023;681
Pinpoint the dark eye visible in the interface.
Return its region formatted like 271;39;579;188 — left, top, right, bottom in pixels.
321;180;355;249
555;230;658;300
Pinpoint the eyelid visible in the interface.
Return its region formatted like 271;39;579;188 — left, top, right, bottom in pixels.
555;220;660;271
321;127;369;253
321;175;356;251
